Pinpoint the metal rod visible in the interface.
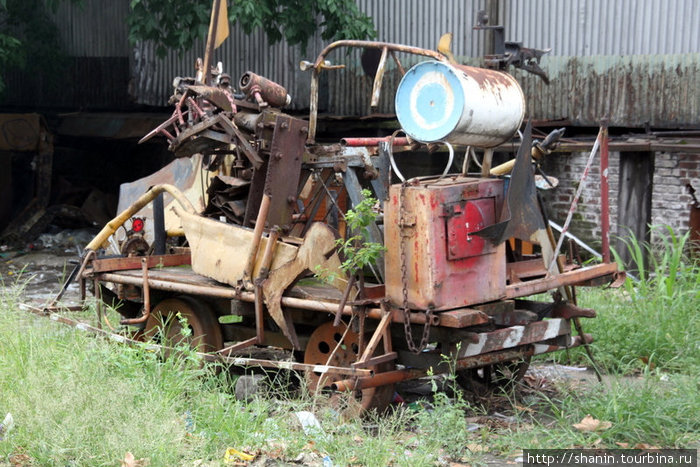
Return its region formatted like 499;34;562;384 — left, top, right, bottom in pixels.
120;258;152;325
20;303;372;377
547;130;602;273
97;272;442;326
600;121;611;263
254;284;265;344
242;194;271;283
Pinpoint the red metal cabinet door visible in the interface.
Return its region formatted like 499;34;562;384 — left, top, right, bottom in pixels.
445;198;496;260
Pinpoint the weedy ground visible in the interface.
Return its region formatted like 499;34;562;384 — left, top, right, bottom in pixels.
0;229;698;466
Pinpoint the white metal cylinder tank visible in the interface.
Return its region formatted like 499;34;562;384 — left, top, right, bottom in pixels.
395;61;525;148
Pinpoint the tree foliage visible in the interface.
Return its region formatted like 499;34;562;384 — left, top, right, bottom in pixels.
0;0;79;94
128;0;376;57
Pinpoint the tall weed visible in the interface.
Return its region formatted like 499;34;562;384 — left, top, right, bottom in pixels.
573;227;700;373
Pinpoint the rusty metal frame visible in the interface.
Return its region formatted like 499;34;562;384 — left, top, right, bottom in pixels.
20;303;371;377
306;40;448;142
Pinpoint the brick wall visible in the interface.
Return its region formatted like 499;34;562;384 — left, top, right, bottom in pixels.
541;151;699;252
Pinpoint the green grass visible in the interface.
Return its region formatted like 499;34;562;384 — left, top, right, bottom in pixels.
551;227;700;374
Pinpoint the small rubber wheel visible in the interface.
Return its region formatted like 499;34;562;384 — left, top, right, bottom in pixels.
143;296;223;353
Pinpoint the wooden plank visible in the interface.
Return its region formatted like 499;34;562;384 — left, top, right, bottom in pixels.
357;310;392;364
91;253;191;273
616;151;654;272
437;308;491;328
352;352;397;368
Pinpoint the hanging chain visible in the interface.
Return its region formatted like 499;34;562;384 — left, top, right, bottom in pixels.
398;182;433;354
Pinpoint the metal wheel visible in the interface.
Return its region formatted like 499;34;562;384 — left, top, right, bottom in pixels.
143;296;223;353
303;321;395;413
456;357;531;395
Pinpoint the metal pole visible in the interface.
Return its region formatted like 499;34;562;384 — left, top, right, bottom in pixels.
600;120;611;263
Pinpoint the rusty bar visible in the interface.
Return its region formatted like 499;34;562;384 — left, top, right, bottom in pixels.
257;228;280;280
89;253;191;274
242;194;271;283
96;271;443;326
20;303;371;377
218;337;258;356
120;257;152;325
506;262;618;298
312;40;447;69
370;47;389;108
333;275;356;327
390;51;405;75
600;121;611;263
331;368;425;391
340;137;410;147
254;284;265;344
307;40;447;142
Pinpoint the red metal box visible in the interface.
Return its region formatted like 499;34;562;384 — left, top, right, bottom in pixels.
385;176;506;310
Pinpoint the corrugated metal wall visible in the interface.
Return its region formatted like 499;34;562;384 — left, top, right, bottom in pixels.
52;0;130;57
502;0;700;56
132;0;488;111
132;0;699;127
4;0;698;126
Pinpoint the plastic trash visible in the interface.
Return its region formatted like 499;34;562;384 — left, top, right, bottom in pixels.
0;413;14;441
295;411;324;437
322;455;333;467
224;447;255;463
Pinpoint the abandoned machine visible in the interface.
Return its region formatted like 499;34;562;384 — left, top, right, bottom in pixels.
47;21;621;411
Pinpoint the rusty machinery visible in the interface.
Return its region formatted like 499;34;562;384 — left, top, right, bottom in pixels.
43;19;623;412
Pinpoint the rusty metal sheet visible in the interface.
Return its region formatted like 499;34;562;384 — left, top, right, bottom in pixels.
264;114;307;230
174;206;298;286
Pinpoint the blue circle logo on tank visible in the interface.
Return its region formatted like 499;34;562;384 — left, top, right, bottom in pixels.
395;61;465;143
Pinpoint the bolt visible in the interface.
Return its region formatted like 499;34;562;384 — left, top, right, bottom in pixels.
281;122;289;130
300;127;308;134
274;152;283;160
287;196;296;204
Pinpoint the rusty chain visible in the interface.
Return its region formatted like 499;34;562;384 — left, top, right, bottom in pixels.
398;182;433;354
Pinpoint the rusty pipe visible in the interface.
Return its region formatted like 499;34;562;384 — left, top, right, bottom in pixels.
86;184;196;251
242;194;271;283
256;228;280;280
307;40;447;142
331;368;425;391
600;121;610;263
120;257;152;325
97;272;440;326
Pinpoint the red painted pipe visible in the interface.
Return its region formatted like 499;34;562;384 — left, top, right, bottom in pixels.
340;137;410;147
600;122;610;263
